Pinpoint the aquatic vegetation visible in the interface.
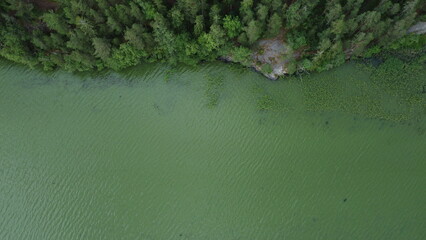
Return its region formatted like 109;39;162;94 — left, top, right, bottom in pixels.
164;67;178;83
297;56;426;122
235;50;425;122
204;75;224;108
257;94;275;111
251;83;295;112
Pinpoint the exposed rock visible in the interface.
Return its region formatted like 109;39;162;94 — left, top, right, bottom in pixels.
252;39;289;80
407;22;426;35
220;35;293;80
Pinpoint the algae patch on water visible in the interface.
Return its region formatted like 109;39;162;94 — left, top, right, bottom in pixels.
297;59;425;122
237;57;426;123
197;56;425;124
204;74;224;108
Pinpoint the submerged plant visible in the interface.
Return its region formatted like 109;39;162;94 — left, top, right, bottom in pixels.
205;75;224;108
257;94;275;111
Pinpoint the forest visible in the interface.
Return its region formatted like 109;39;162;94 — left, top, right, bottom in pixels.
0;0;424;75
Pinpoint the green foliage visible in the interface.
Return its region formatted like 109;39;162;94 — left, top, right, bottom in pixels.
301;59;314;71
287;32;307;49
209;4;221;24
388;34;426;50
194;15;204;36
107;44;145;70
230;47;252;66
0;26;36;67
0;0;423;75
92;38;111;60
42;12;70;35
312;47;346;72
151;14;176;60
363;46;382;58
418;15;426;22
198;24;226;55
267;13;282;37
137;1;157;20
261;63;273;74
286;1;319;29
245;20;262;44
75;16;96;37
286;61;297;75
64;51;96;72
256;4;269;23
124;24;147;50
240;0;254;24
170;7;184;29
223;15;243;38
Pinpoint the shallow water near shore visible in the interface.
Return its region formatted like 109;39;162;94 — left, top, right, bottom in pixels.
1;60;426;239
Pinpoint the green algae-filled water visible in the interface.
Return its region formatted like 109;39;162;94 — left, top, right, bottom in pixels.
1;60;426;239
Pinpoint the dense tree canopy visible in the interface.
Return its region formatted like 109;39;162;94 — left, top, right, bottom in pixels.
0;0;423;73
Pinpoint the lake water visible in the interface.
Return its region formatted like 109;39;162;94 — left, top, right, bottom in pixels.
1;61;425;239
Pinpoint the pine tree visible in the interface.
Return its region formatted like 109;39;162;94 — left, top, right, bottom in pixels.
151;14;176;60
194;15;205;36
124;24;147;50
223;15;242;38
76;16;96;37
209;4;221;25
0;0;423;73
43;12;70;35
170;7;184;29
256;4;269;24
240;0;254;24
267;13;282;37
246;20;261;44
92;38;111;60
